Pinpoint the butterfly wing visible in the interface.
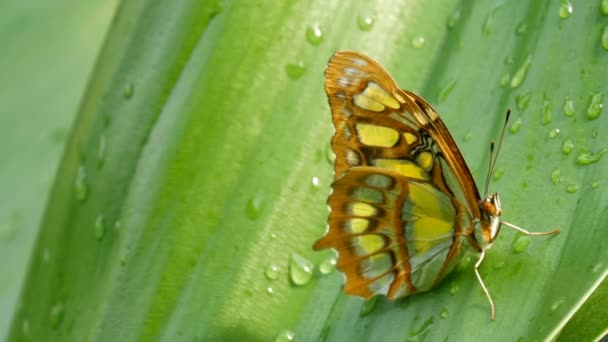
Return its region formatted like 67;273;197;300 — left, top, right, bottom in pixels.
314;51;480;299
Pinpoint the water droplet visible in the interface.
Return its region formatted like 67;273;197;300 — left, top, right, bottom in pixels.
510;55;532;88
74;164;89;202
482;13;493;35
123;83;134;99
563;96;576;117
357;14;375;31
463;131;473;142
447;8;461;29
602;0;608;15
289;253;313;286
265;263;280;280
562;139;574;155
408;316;434;341
319;256;337;275
576;148;607;165
311;176;320;188
602;25;608;50
275;329;295;342
438;79;457;102
306;23;323;46
97;134;107;169
360;295;380;317
551;168;562;184
493;167;505;181
515;21;528;35
50;303;64;328
449;282;460;295
516;92;532;111
0;212;19;242
499;73;511;87
592;181;601;189
95;215;106;240
566;184;579;193
550;297;566;313
440;307;449;319
246;196;265;220
548;128;560;139
21;319;31;340
559;0;573;19
586;92;604;120
510;117;522;134
411;36;426;48
592;127;599;139
42;247;52;264
266;286;275;295
542;98;552;124
285;61;306;80
512;234;531;254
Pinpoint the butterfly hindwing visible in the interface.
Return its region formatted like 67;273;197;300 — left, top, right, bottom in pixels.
313;166;471;299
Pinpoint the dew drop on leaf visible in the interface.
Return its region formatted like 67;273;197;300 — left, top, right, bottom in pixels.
356;14;375;31
548;128;560;139
493;167;505;181
246;196;265;220
289;253;313;286
542;98;552;125
561;139;574;155
265;263;280;280
586;92;604;120
318;256;336;275
512;234;531;254
576;148;607;165
510;55;532;88
551;168;562;185
74;164;89;202
285;61;306;80
411;35;426;48
95;214;106;241
438;79;457;103
123;82;134;99
440;308;449;319
516;92;532;111
563;96;576;117
49;302;64;328
510;117;522;134
550;297;566;313
559;0;573;19
274;329;295;342
566;184;579;193
305;23;323;46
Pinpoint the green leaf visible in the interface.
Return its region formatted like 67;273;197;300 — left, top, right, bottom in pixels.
8;0;608;341
0;0;118;338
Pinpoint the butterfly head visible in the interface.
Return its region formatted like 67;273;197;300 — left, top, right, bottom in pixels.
477;193;503;247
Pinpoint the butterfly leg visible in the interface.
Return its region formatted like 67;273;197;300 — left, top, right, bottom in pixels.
501;221;560;236
474;248;496;320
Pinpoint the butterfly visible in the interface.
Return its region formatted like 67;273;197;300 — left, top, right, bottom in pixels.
313;50;560;320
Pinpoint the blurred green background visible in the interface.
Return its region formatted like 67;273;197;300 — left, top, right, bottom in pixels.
0;0;119;336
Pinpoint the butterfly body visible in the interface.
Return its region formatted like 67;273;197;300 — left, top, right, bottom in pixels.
313;51;558;319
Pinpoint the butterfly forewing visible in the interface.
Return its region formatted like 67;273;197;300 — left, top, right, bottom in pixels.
315;51;481;299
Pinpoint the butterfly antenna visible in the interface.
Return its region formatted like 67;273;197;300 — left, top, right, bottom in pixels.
484;109;511;196
484;142;495;196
